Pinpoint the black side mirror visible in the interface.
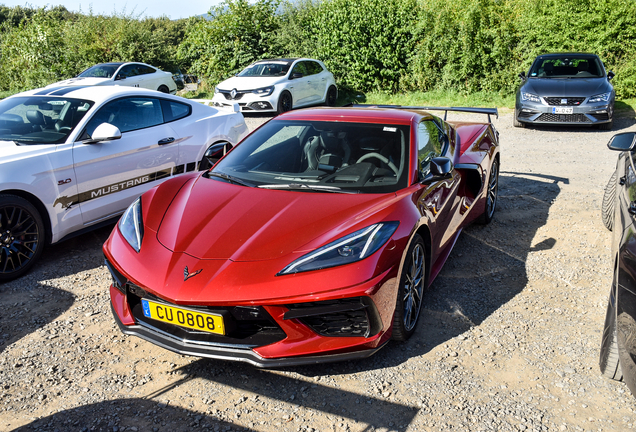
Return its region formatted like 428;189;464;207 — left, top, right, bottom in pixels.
608;71;615;81
115;74;125;81
201;141;232;170
518;71;526;81
291;73;303;80
608;133;636;152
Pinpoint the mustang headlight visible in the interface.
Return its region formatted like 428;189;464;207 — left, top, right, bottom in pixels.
253;86;274;96
588;92;611;103
278;222;399;275
118;197;144;252
521;92;541;103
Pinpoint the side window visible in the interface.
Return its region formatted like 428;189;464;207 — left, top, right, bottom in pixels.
139;65;156;75
308;61;323;75
160;99;191;122
83;97;164;138
291;62;308;77
417;120;444;175
117;65;138;79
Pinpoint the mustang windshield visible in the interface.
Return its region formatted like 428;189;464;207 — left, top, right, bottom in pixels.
212;120;410;193
529;55;604;79
0;97;93;144
237;62;291;77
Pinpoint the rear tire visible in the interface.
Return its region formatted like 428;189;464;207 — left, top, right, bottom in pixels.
0;194;46;282
326;86;337;107
602;170;617;231
477;157;499;224
392;235;426;341
158;85;170;94
600;278;623;381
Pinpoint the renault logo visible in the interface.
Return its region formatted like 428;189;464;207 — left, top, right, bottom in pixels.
230;89;237;99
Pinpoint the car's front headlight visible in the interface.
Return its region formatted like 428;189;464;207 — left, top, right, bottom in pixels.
521;92;541;103
253;86;274;96
214;87;220;94
589;92;611;103
119;197;144;252
278;222;399;275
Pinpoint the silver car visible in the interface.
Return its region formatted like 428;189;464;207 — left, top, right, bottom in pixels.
514;53;615;130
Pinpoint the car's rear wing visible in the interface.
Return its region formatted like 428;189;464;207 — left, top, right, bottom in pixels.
348;104;499;124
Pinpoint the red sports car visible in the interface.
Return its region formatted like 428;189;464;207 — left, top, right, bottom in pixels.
103;105;500;367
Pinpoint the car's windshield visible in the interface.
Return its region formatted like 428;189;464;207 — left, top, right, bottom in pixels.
0;97;93;144
237;62;291;77
78;64;120;78
212;120;410;194
529;56;604;78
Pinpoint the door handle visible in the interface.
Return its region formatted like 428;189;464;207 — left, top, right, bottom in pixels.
158;137;175;145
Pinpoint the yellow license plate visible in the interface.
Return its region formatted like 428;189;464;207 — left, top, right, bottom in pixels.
141;299;225;335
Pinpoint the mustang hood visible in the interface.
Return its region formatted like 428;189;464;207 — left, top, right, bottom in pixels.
217;76;283;91
0;140;53;163
522;77;611;97
156;177;397;262
48;77;111;87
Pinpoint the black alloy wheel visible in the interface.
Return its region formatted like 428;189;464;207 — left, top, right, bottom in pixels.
0;195;45;281
277;91;293;114
600;273;623;381
326;86;338;107
392;234;426;341
478;157;499;224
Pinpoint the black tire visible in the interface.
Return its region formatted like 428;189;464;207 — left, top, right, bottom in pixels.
600;278;623;381
602;170;617;231
0;194;46;281
392;234;426;341
599;120;613;131
477;157;499;224
158;85;170;94
513;114;526;128
326;86;337;107
277;91;293;114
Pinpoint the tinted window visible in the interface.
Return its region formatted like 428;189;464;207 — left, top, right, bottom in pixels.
529;55;604;78
290;62;308;77
78;64;120;78
138;65;156;75
84;97;163;137
117;65;139;79
237;62;291;77
306;61;324;75
161;100;191;122
418;120;445;175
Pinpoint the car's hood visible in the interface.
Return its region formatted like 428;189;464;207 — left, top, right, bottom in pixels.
216;76;284;91
156;176;397;262
523;77;611;97
0;140;53;163
47;77;110;87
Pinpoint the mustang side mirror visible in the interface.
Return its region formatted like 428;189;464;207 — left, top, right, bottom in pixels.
608;133;636;152
83;123;122;144
201;141;232;170
608;71;615;80
518;71;526;81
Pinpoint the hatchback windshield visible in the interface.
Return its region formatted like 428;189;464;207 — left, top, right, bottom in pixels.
0;97;93;144
78;64;120;78
529;55;604;78
237;62;291;77
211;120;410;193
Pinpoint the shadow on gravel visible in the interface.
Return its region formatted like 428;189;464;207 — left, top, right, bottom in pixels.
523;114;635;132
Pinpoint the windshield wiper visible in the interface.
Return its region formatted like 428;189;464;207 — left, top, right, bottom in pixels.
207;171;255;188
259;183;358;194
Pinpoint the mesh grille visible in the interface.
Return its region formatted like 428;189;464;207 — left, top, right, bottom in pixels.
591;113;610;121
536;113;591;123
221;91;245;101
544;97;586;106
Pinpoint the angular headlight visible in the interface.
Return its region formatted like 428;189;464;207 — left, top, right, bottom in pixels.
253;86;274;96
521;92;541;103
278;222;399;275
118;197;144;252
589;92;611;103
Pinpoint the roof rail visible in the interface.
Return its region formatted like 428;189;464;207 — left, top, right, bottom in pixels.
347;104;499;123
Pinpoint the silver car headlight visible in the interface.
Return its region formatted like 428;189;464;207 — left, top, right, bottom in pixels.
588;92;611;103
253;86;274;96
118;197;144;252
521;92;541;103
278;222;399;275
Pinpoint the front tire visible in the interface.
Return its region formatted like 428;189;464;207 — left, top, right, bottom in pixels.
477;157;499;224
599;120;614;131
277;91;293;114
392;234;426;341
600;278;623;381
513;113;526;128
602;170;617;231
0;194;46;281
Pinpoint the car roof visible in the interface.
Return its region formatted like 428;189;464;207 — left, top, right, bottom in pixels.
11;85;173;104
274;107;429;124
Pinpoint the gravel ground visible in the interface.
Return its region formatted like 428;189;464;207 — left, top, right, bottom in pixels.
2;110;636;432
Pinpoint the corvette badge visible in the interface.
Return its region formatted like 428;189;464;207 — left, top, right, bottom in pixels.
184;266;202;281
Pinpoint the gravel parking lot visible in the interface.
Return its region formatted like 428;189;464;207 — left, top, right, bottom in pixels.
2;110;636;432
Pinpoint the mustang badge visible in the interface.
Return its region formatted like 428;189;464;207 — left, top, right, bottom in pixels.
184;266;202;281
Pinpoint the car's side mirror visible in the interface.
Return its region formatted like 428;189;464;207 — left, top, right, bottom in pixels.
608;133;636;152
421;157;453;182
608;71;615;81
201;141;232;170
290;73;303;80
115;74;125;81
518;71;526;81
83;123;122;144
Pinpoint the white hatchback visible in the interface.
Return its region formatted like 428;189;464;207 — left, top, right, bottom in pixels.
48;62;179;94
0;86;248;280
212;58;338;114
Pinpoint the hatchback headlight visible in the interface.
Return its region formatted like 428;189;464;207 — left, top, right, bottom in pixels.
278;222;399;275
119;197;144;252
589;92;611;103
521;92;541;103
253;86;274;96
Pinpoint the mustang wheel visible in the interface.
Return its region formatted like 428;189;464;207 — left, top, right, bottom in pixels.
392;234;426;341
600;276;623;381
0;195;45;281
478;157;499;224
277;91;293;114
326;86;337;107
158;85;170;94
602;170;617;231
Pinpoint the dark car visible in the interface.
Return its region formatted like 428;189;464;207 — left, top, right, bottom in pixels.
600;132;636;397
514;53;615;129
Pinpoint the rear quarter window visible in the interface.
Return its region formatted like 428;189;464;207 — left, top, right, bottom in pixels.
161;100;191;122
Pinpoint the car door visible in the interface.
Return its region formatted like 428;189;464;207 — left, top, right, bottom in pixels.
304;61;326;104
287;62;312;106
72;96;181;225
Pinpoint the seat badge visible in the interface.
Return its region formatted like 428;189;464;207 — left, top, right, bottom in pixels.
184;266;202;281
561;98;567;105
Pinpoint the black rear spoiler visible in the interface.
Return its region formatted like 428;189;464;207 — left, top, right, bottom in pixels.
347;104;499;123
